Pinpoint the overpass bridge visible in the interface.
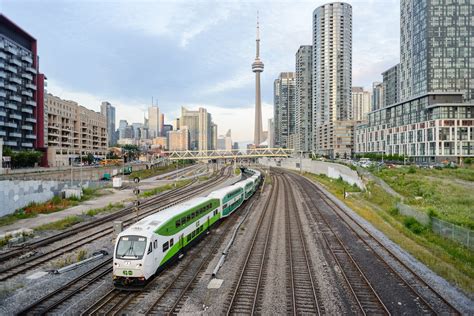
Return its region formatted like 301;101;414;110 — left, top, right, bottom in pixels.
162;148;294;160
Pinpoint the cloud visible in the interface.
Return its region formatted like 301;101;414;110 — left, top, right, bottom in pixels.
1;0;401;141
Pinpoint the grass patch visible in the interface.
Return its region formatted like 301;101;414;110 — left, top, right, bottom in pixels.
139;179;192;198
305;173;474;293
0;186;109;228
84;202;124;216
34;216;84;231
374;167;474;229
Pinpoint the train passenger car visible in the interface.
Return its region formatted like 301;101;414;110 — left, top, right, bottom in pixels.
232;178;255;200
113;196;220;287
207;185;244;218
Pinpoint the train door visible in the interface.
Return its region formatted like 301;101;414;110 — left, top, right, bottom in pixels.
207;216;210;233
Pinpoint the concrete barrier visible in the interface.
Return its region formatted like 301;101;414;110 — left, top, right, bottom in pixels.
258;157;365;190
0;180;107;216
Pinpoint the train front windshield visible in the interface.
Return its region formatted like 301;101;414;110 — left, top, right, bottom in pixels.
116;236;147;260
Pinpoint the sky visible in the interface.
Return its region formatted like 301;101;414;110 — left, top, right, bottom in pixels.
0;0;400;142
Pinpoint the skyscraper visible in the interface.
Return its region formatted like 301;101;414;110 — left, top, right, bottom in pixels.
148;106;161;138
355;0;474;162
181;106;215;151
312;2;352;157
0;14;46;154
273;72;296;148
252;14;264;146
371;82;384;111
382;64;400;107
295;45;313;152
351;87;371;121
100;101;116;146
400;0;473;102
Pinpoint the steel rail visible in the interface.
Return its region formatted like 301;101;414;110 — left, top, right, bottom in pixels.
282;175;322;315
289;171;460;315
225;174;279;315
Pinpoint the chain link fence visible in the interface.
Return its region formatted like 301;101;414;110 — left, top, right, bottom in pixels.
432;218;474;250
396;202;473;250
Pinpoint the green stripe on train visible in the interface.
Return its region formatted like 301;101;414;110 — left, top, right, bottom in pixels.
156;199;220;236
159;213;221;266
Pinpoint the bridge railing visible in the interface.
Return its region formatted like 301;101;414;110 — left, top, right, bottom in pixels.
162;148;294;160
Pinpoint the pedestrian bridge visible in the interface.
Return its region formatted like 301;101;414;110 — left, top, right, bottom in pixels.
163;148;294;160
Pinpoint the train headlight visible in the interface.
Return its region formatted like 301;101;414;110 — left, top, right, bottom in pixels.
136;263;142;268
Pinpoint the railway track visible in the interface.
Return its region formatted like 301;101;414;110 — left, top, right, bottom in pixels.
83;178;262;316
0;165;201;264
17;167;238;315
225;174;278;315
0;167;232;282
17;259;112;315
285;171;460;315
281;175;323;315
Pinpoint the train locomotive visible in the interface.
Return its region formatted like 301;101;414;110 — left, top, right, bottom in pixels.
113;168;262;287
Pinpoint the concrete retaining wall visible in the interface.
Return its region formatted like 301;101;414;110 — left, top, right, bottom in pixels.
0;180;107;217
259;157;365;190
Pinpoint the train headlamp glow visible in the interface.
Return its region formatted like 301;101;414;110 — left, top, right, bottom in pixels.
136;263;142;268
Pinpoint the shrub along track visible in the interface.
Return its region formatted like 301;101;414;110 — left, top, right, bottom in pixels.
0;166;233;282
284;170;460;315
79;178;263;316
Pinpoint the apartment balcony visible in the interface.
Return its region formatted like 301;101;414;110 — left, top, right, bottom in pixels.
25;117;36;123
21;107;33;114
9;76;21;84
6;47;17;55
0;91;5;97
21;73;33;81
10;113;22;120
21;125;33;131
0;82;3;88
21;55;33;64
0;52;6;59
26;83;36;90
5;65;17;73
26;100;36;106
48;139;60;145
10;58;22;67
4;141;17;147
10;132;21;138
9;95;21;102
0;130;5;136
25;134;36;140
26;66;37;74
0;110;6;117
6;103;17;110
0;71;6;79
22;90;33;97
48;130;60;136
6;84;17;92
21;142;33;148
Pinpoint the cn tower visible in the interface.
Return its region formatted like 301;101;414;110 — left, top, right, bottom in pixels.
252;13;264;146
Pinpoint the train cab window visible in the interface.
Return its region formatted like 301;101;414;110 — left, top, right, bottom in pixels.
154;240;157;249
170;238;174;247
162;241;169;252
147;242;153;254
223;204;228;209
176;220;181;228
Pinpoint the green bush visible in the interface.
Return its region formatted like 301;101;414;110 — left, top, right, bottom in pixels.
464;158;472;164
403;217;426;234
2;147;43;168
408;166;417;174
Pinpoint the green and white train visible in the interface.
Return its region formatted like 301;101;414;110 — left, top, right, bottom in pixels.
113;168;262;287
